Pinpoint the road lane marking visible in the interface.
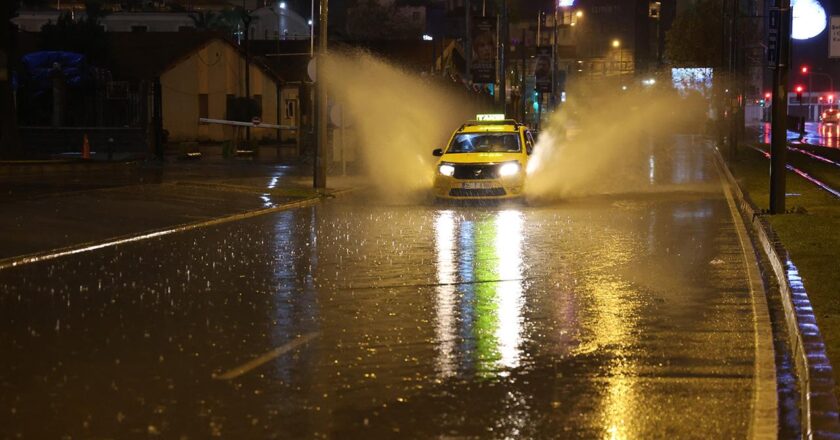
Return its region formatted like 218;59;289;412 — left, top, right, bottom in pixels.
213;332;319;380
711;144;779;440
0;189;355;271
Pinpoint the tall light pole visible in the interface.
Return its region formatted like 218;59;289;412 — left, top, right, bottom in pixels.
315;0;328;189
465;0;472;82
612;39;621;79
801;66;835;120
769;0;792;214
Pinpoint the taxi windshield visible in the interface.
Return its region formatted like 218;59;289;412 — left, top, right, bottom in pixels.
447;132;521;153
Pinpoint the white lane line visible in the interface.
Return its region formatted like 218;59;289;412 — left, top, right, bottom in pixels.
0;191;353;271
213;332;319;380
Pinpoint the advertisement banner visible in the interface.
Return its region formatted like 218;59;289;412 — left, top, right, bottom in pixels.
470;16;497;83
831;16;840;58
535;46;552;93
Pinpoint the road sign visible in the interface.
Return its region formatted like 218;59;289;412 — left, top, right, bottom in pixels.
768;9;780;67
831;16;840;58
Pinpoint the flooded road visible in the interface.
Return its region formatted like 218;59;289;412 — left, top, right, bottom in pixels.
0;136;761;438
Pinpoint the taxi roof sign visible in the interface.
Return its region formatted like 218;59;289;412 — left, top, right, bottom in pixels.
475;113;506;121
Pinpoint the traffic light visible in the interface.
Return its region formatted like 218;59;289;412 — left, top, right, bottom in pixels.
801;66;809;74
795;85;804;103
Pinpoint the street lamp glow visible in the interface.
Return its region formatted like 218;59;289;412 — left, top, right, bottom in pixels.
558;0;575;7
612;39;620;48
791;0;827;40
308;19;313;25
576;10;583;18
422;34;433;41
279;1;286;9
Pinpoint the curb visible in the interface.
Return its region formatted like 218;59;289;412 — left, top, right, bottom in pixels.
0;159;143;175
712;145;840;439
0;186;357;271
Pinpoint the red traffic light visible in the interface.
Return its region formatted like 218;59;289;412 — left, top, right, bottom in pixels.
801;66;809;74
764;92;772;100
795;85;804;93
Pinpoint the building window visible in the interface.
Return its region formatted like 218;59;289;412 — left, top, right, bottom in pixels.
131;25;148;32
199;94;209;119
285;99;296;119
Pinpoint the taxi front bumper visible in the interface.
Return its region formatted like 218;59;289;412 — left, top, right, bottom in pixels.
433;175;525;199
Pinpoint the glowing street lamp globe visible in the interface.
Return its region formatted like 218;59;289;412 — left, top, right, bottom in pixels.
792;0;826;40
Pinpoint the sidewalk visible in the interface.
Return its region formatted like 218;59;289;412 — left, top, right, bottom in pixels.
0;159;360;261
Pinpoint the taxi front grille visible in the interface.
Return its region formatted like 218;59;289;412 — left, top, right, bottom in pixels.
453;164;500;180
449;188;507;197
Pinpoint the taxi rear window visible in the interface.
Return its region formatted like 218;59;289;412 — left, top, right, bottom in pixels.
447;133;521;153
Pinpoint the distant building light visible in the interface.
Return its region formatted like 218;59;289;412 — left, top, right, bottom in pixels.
308;19;313;25
558;0;575;7
279;2;286;9
422;34;433;41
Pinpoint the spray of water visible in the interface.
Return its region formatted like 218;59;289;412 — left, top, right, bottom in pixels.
322;51;706;203
322;50;477;202
525;78;708;202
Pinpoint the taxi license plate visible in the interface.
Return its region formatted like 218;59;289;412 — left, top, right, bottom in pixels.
461;182;496;189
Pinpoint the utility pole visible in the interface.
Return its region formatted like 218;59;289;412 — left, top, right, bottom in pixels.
499;0;507;114
551;7;557;108
314;0;328;189
243;3;252;144
728;0;739;160
769;0;791;214
465;0;472;82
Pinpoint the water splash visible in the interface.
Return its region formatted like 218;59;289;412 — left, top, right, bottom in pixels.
322;50;477;202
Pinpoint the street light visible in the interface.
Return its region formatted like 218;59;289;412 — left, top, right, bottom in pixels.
612;39;622;78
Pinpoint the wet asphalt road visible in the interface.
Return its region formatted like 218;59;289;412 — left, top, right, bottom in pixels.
0;136;759;438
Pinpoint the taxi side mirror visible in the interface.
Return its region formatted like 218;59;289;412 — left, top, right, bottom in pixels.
432;148;444;156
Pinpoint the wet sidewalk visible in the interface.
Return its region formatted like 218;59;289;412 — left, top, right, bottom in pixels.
0;160;360;260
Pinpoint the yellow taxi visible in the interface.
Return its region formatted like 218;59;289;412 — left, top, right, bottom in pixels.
432;114;534;200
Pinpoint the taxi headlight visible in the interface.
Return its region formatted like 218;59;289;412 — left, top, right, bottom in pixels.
438;164;455;177
499;162;521;177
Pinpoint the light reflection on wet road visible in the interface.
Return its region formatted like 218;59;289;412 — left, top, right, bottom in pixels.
0;136;757;438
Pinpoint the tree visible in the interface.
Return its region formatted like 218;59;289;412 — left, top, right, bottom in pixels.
346;0;421;40
664;0;723;67
0;1;22;158
189;10;225;30
39;11;109;64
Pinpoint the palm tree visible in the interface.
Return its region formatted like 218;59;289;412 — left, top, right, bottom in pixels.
189;10;224;30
